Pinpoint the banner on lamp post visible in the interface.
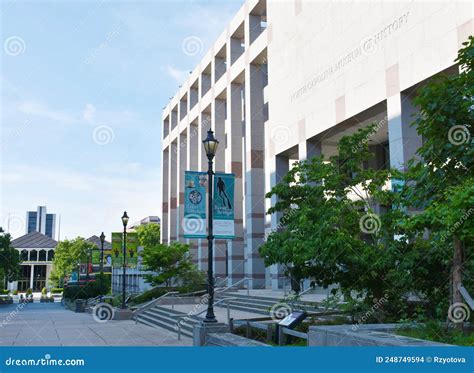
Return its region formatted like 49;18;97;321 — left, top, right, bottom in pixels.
213;172;235;239
183;171;208;238
126;232;138;268
111;232;123;268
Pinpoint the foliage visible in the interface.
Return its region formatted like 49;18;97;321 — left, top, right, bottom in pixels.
0;230;21;287
141;241;205;287
259;37;474;321
135;223;161;247
137;224;205;289
49;237;96;286
63;274;110;300
51;288;63;294
396;320;474;346
399;36;474;321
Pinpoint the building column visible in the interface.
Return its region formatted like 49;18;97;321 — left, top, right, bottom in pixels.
212;98;227;280
187;123;200;264
387;92;422;171
226;83;245;285
270;154;290;290
244;63;266;289
177;130;187;243
162;147;169;244
298;139;322;161
29;264;34;290
169;141;178;242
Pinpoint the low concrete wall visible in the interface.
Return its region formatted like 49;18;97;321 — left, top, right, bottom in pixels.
193;322;268;346
308;324;451;346
207;333;269;347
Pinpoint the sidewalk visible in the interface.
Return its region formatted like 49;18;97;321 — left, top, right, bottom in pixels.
0;302;191;346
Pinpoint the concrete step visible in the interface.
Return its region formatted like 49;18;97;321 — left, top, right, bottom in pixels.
135;306;198;338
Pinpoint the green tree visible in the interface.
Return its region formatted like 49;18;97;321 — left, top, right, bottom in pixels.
137;223;204;289
136;223;161;247
402;36;474;326
0;229;20;289
50;237;96;286
260;125;410;309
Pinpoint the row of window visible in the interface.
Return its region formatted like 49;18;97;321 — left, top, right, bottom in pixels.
19;249;54;262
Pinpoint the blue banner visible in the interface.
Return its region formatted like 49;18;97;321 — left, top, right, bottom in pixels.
0;347;471;372
213;172;235;239
183;171;207;238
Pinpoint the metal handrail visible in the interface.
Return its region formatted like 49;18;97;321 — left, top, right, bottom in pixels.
175;297;237;340
133;291;179;321
216;277;252;296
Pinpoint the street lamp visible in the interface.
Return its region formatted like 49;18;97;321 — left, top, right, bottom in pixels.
121;211;129;309
86;247;91;281
100;232;105;274
202;129;219;323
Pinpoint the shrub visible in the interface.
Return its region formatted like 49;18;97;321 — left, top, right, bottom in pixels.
1;289;9;295
41;287;47;295
51;288;63;294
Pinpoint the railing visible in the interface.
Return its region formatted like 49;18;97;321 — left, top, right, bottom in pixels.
230;319;274;343
216;277;252;296
133;291;179;322
278;326;308;346
175;297;236;340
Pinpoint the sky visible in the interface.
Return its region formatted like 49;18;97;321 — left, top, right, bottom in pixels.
1;0;243;240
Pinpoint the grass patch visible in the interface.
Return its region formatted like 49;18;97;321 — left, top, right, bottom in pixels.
396;321;474;346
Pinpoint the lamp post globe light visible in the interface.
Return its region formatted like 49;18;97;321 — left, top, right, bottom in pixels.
99;231;105;274
121;211;129;309
202;129;219;323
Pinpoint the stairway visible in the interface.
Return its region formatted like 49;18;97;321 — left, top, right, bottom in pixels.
135;306;200;338
214;292;323;316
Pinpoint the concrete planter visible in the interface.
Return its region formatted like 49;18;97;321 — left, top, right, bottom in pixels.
308;324;451;346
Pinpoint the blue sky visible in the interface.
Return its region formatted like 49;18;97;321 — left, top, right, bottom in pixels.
1;0;243;240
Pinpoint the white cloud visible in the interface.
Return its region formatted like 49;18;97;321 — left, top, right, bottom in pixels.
164;65;188;84
1;164;161;240
83;103;96;123
17;100;76;123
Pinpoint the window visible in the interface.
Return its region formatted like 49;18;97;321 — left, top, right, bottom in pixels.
21;250;28;261
39;249;47;261
47;250;54;261
29;250;38;261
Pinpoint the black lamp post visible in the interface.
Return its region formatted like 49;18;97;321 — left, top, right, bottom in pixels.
86;247;91;281
202;129;219;323
121;211;129;309
99;232;105;274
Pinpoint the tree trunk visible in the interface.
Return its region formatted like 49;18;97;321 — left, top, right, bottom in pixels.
452;236;463;330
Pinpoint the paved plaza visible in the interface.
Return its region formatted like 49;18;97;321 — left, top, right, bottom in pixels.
0;303;191;346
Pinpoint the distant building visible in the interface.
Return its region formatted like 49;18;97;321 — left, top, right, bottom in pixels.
26;206;57;239
86;235;112;273
129;216;160;229
9;231;58;292
112;216;160;296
